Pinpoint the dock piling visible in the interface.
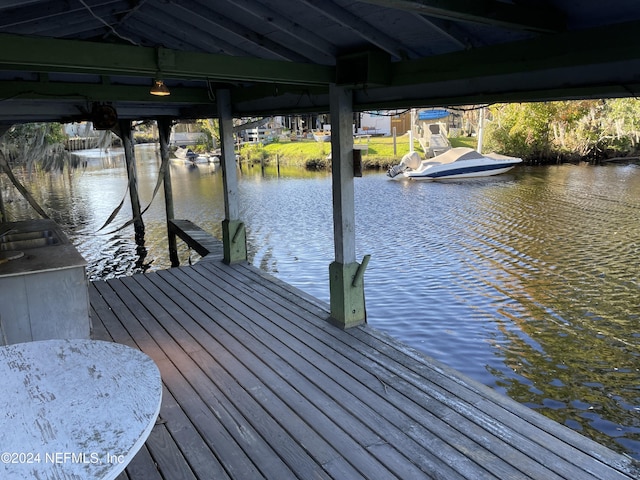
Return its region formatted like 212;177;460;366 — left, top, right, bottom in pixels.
217;88;247;264
329;84;366;328
118;120;145;246
157;118;179;267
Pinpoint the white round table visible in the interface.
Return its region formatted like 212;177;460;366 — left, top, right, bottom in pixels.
0;339;162;480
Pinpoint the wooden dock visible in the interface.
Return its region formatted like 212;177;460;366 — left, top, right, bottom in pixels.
90;260;639;479
169;219;223;259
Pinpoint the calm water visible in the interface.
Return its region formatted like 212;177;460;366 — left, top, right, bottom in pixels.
2;144;639;459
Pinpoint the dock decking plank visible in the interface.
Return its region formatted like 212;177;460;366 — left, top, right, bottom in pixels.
205;260;638;480
129;269;375;479
186;262;562;480
143;421;198;480
122;443;164;480
155;384;232;480
90;289;178;480
169;219;223;259
98;277;281;480
347;324;635;480
114;273;346;479
341;311;637;480
91;281;237;479
88;260;640;480
152;266;439;480
175;261;515;479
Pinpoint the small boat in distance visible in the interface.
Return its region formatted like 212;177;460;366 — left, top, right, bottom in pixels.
387;147;522;181
312;131;331;142
173;147;219;165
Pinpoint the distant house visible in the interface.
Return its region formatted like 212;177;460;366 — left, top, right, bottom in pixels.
357;110;457;137
63;122;101;150
358;111;392;136
64;122;98;138
170;122;207;146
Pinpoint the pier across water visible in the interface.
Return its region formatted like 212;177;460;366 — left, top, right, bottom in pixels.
89;231;639;479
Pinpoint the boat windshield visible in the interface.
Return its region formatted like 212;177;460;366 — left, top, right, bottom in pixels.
433;148;485;164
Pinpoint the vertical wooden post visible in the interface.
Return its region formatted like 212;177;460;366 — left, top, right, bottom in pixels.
477;106;485;154
328;84;366;329
393;127;397;156
0;126;9;223
217;89;247;264
119;120;145;245
157;117;179;267
0;184;6;223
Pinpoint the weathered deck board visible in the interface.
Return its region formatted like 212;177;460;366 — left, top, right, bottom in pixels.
197;261;634;479
89;261;639;480
169;219;223;259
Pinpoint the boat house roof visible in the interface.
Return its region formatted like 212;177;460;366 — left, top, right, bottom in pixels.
1;0;640;125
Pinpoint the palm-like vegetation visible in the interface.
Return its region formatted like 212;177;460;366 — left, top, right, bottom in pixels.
0;123;70;221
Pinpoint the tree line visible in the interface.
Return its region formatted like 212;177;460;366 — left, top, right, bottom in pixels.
3;99;640;168
483;99;640;164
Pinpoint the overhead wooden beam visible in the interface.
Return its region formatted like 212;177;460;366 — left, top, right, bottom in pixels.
221;0;338;59
336;50;391;86
356;0;565;33
2;18;640;119
123;13;212;51
411;12;484;49
0;0;127;30
391;20;640;86
164;0;311;63
0;33;333;85
231;19;640;113
0;79;213;103
351;83;640;112
297;0;420;61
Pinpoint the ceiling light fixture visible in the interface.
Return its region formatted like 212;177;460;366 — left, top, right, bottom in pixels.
150;79;170;96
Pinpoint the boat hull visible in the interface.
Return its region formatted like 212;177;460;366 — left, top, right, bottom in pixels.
405;162;519;180
171;156;210;165
313;133;331;142
388;148;523;181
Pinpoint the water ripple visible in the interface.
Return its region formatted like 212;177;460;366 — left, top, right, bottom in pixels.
3;155;639;460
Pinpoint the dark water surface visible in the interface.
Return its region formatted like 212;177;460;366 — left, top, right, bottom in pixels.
2;144;639;459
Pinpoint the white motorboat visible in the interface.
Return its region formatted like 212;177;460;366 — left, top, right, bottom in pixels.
173;147;219;164
387;147;522;180
312;131;331;142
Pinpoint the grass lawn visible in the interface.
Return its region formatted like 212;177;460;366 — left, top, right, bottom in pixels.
240;133;478;171
449;136;477;149
251;134;424;170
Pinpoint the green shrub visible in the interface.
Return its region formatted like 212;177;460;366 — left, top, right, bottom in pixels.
305;157;328;170
239;143;267;163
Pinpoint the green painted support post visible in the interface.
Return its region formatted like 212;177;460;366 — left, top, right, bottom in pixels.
328;84;367;328
329;260;368;329
217;88;247;264
221;219;246;264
